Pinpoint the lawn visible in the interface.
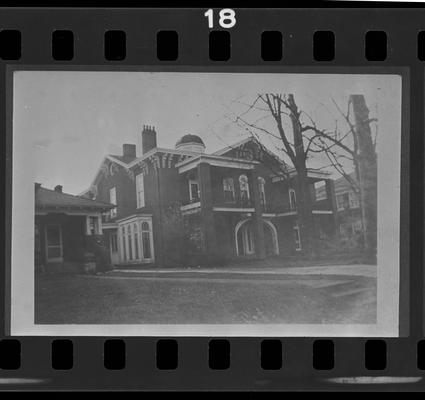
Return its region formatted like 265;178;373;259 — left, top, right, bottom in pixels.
35;272;376;325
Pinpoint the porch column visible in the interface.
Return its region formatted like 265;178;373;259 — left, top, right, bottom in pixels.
249;168;266;259
97;214;103;235
198;162;217;256
85;215;91;235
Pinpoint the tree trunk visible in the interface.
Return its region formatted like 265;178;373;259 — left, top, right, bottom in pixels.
350;94;377;262
288;94;316;254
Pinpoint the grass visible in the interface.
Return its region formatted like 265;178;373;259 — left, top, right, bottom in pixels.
35;272;376;325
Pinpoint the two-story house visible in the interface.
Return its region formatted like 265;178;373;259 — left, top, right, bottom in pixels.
316;172;363;242
82;125;338;267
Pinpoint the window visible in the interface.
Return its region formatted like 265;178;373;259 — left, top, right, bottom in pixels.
189;179;200;202
289;188;297;210
127;225;133;260
336;193;350;211
293;225;302;251
133;223;139;259
121;226;127;261
89;216;99;235
141;221;151;259
353;220;363;234
239;175;250;204
109;187;117;218
258;177;266;207
223;177;235;202
349;192;360;209
315;181;327;200
136;173;145;208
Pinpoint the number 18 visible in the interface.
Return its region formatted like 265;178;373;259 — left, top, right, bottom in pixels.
204;9;236;29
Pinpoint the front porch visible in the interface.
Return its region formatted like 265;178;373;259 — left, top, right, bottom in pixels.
35;183;115;271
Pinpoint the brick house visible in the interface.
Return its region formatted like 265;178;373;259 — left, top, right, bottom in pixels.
316;172;363;245
81;126;338;267
35;183;114;269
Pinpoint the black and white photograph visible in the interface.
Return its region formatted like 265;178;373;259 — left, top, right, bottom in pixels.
9;70;402;336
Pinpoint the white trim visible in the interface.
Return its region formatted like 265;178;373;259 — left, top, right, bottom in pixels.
81;155;130;197
98;215;103;235
271;168;331;183
293;224;302;251
127;147;202;168
117;216;155;264
35;210;104;216
312;210;333;215
289;188;297;210
106;155;132;168
116;213;153;223
263;220;280;256
234;218;279;256
178;157;257;173
213;137;253;156
181;202;201;211
275;211;297;217
102;223;118;230
213;207;255;213
86;215;102;235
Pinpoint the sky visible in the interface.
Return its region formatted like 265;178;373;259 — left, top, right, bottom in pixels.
13;71;401;194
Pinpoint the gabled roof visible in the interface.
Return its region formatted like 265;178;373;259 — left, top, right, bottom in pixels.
36;186;114;212
107;154;137;165
214;136;289;165
213;137;253;156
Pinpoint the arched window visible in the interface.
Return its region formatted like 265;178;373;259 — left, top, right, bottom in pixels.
258;177;266;207
141;221;151;260
239;174;250;204
223;177;235;202
289;188;297;210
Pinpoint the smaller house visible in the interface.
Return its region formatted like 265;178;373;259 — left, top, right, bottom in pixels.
35;183;114;269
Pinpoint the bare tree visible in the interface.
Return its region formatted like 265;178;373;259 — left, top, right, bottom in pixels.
225;92;377;257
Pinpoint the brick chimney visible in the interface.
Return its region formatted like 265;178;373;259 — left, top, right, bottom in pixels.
54;185;63;193
35;182;41;194
122;143;136;158
142;125;157;154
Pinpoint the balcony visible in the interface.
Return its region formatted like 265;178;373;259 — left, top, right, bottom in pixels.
261;199;333;216
212;198;255;212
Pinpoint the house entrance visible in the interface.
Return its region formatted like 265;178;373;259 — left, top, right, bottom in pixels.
235;219;279;257
236;221;255;256
45;224;63;263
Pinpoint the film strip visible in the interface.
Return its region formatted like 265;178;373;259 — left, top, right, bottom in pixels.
0;5;423;391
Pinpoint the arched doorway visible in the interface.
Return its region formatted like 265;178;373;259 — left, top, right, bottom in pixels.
235;219;279;257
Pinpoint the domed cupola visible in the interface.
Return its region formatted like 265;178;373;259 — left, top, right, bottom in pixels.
175;134;206;153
